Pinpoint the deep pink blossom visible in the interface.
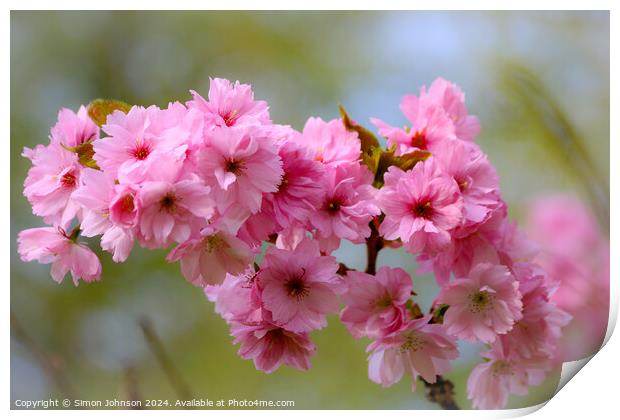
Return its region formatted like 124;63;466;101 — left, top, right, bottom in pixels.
438;262;522;343
367;317;459;390
258;238;340;332
340;267;412;339
309;162;379;252
378;161;463;254
18;227;101;285
231;321;315;373
267;141;325;229
187;78;271;128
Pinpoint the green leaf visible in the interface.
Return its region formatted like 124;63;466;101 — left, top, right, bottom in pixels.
370;146;431;188
396;149;432;171
87;99;132;127
338;104;380;155
431;304;450;324
61;142;100;170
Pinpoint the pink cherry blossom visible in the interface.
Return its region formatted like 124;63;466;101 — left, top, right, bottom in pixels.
432;141;501;236
167;226;255;286
370;83;457;157
297;117;361;166
196;126;283;218
438;262;522;343
50;106;99;148
137;178;214;248
378;160;463;255
267;140;325;229
258;238;340;332
18;227;101;285
235;204;280;247
187;78;271;129
206;269;261;323
231;321;315;373
309;162;380;252
367;316;459;390
424;77;480;142
467;342;550;409
93;105;189;184
340;267;412;339
71;168;137;262
499;263;571;359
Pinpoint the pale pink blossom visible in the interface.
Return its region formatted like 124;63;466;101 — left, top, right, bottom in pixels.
371;85;456;156
258;238;340;332
340;267;412;339
71;168;137;262
167;226;255;287
525;195;609;361
367;317;459;390
22;143;82;227
50;106;99;148
432;141;501;236
18;227;101;285
499;263;571;359
309;162;380;252
93;105;188;184
187;78;271;128
206;269;261;323
297;117;361;166
438;263;522;343
196;126;283;218
467;342;550;409
424;78;480;142
378;161;463;254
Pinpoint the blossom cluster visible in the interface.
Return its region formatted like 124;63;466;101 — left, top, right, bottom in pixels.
18;77;576;409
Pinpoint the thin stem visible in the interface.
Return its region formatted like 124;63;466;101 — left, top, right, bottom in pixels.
11;312;76;401
139;317;193;401
365;221;383;275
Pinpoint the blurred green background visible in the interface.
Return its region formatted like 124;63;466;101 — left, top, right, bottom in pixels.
10;11;609;409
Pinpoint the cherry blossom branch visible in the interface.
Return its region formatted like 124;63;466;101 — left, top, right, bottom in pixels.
365;221;384;275
139;318;193;401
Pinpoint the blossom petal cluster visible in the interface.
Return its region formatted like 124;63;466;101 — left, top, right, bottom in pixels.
17;77;579;410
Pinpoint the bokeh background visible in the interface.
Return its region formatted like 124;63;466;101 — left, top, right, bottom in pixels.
10;11;610;409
